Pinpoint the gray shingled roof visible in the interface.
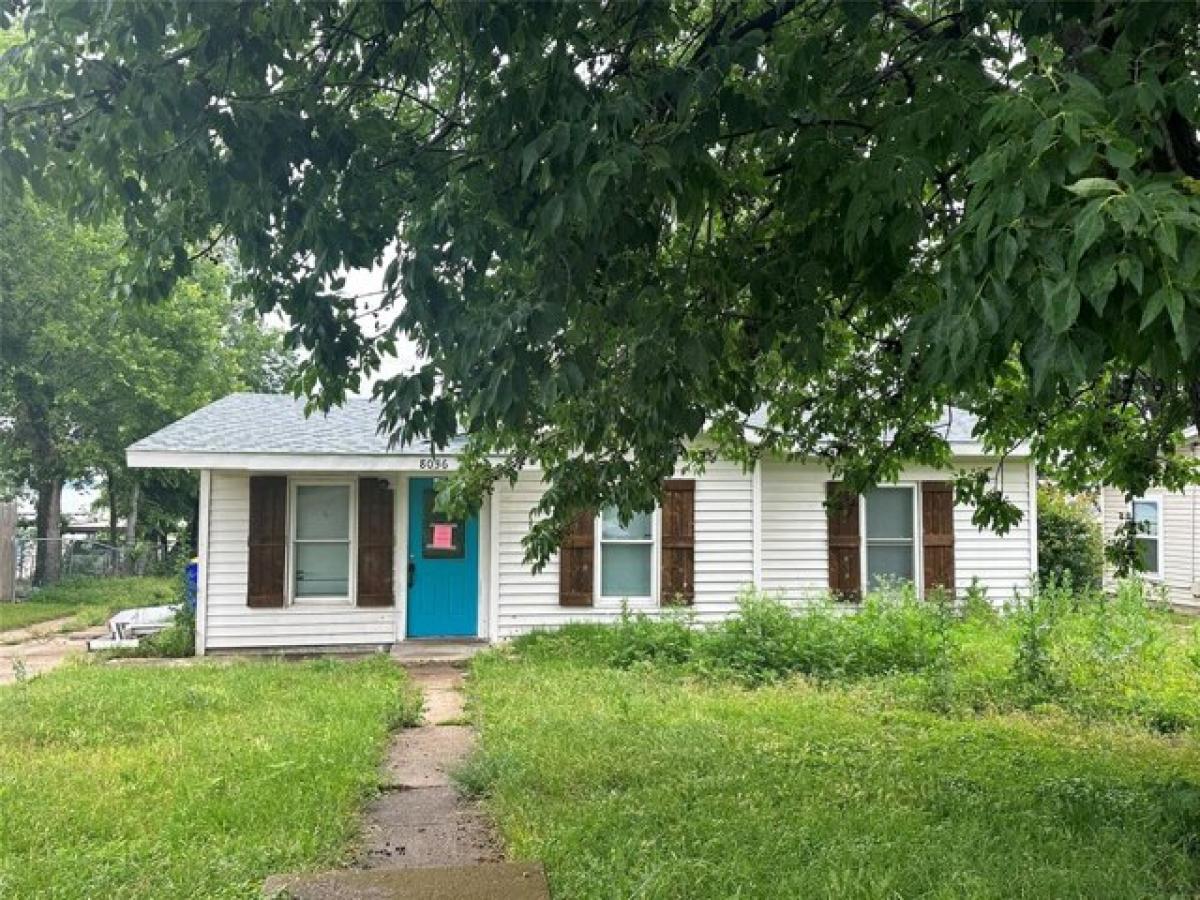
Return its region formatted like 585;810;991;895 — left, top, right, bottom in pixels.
131;393;988;458
129;393;465;456
743;405;982;444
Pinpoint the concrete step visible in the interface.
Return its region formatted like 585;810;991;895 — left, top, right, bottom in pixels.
390;641;487;665
263;861;549;900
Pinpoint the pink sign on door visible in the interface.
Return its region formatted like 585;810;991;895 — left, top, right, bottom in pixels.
430;522;456;550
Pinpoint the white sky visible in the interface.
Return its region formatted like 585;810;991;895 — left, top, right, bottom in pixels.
340;263;424;396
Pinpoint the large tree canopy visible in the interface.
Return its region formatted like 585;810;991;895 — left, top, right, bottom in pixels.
0;195;293;579
3;1;1200;563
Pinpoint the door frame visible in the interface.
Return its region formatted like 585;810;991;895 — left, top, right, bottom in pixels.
393;473;491;641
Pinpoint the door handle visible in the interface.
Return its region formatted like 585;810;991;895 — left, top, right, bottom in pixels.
407;560;415;590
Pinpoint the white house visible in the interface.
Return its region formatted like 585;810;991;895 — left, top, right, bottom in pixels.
127;394;1038;654
1100;436;1200;609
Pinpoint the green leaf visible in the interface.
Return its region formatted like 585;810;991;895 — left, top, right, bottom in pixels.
1065;177;1121;198
544;194;564;232
1070;202;1105;265
1104;139;1138;170
1154;221;1179;260
1165;284;1185;334
1041;278;1081;334
520;140;541;184
1140;286;1169;331
643;144;672;172
1182;238;1200;283
995;231;1018;280
1108;195;1141;234
587;159;620;197
1066;142;1095;175
1120;254;1144;293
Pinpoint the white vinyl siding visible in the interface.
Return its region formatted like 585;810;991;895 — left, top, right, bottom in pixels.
493;459;755;638
760;459;1035;603
202;472;395;651
200;455;1037;649
1102;464;1200;609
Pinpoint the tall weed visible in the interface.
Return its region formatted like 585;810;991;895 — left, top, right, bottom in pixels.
1010;575;1077;699
506;578;1200;732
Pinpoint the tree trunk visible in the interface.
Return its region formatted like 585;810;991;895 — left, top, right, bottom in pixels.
0;501;16;602
106;467;119;546
33;478;63;586
124;479;140;574
124;480;139;545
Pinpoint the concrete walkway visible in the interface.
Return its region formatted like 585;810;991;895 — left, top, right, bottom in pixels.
357;663;502;869
264;661;549;899
0;619;107;684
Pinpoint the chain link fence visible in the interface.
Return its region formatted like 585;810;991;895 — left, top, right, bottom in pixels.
11;537;166;597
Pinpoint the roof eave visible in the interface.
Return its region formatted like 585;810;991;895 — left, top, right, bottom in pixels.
126;448;462;472
129;441;1030;474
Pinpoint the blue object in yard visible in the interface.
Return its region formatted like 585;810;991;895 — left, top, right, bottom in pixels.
185;559;199;611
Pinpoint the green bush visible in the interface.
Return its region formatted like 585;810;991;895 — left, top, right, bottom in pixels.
607;606;698;667
1038;485;1104;590
507;580;1200;733
525;588;958;686
695;587;955;684
102;604;195;659
142;604;196;657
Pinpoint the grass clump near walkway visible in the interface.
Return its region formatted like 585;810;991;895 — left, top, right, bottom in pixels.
465;583;1200;899
0;656;420;898
0;576;175;634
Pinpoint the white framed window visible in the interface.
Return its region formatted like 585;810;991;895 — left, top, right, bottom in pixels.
1131;497;1161;578
289;479;356;604
598;506;656;600
862;485;920;592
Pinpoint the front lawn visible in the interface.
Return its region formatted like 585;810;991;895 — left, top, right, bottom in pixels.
0;576;175;634
465;586;1200;899
0;656;420;898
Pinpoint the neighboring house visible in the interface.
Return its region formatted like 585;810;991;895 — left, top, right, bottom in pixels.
127;393;1038;655
1100;437;1200;608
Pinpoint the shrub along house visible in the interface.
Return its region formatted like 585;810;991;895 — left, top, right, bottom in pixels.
127;394;1038;654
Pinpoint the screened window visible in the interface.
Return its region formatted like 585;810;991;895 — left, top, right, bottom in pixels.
1132;499;1161;576
293;483;352;600
600;507;653;598
864;486;916;590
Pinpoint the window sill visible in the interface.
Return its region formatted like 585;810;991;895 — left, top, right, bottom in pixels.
289;598;355;608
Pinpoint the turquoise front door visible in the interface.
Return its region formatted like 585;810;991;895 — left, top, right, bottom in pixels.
406;477;479;638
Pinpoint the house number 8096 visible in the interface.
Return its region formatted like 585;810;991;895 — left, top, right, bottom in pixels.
419;458;450;470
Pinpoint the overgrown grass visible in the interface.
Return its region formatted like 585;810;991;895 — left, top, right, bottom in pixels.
0;576;176;635
465;583;1200;898
0;656;421;898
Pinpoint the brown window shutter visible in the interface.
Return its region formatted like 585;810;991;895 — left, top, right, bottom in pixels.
660;479;696;606
826;482;861;601
247;475;287;608
356;478;395;607
921;481;956;596
559;510;595;607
